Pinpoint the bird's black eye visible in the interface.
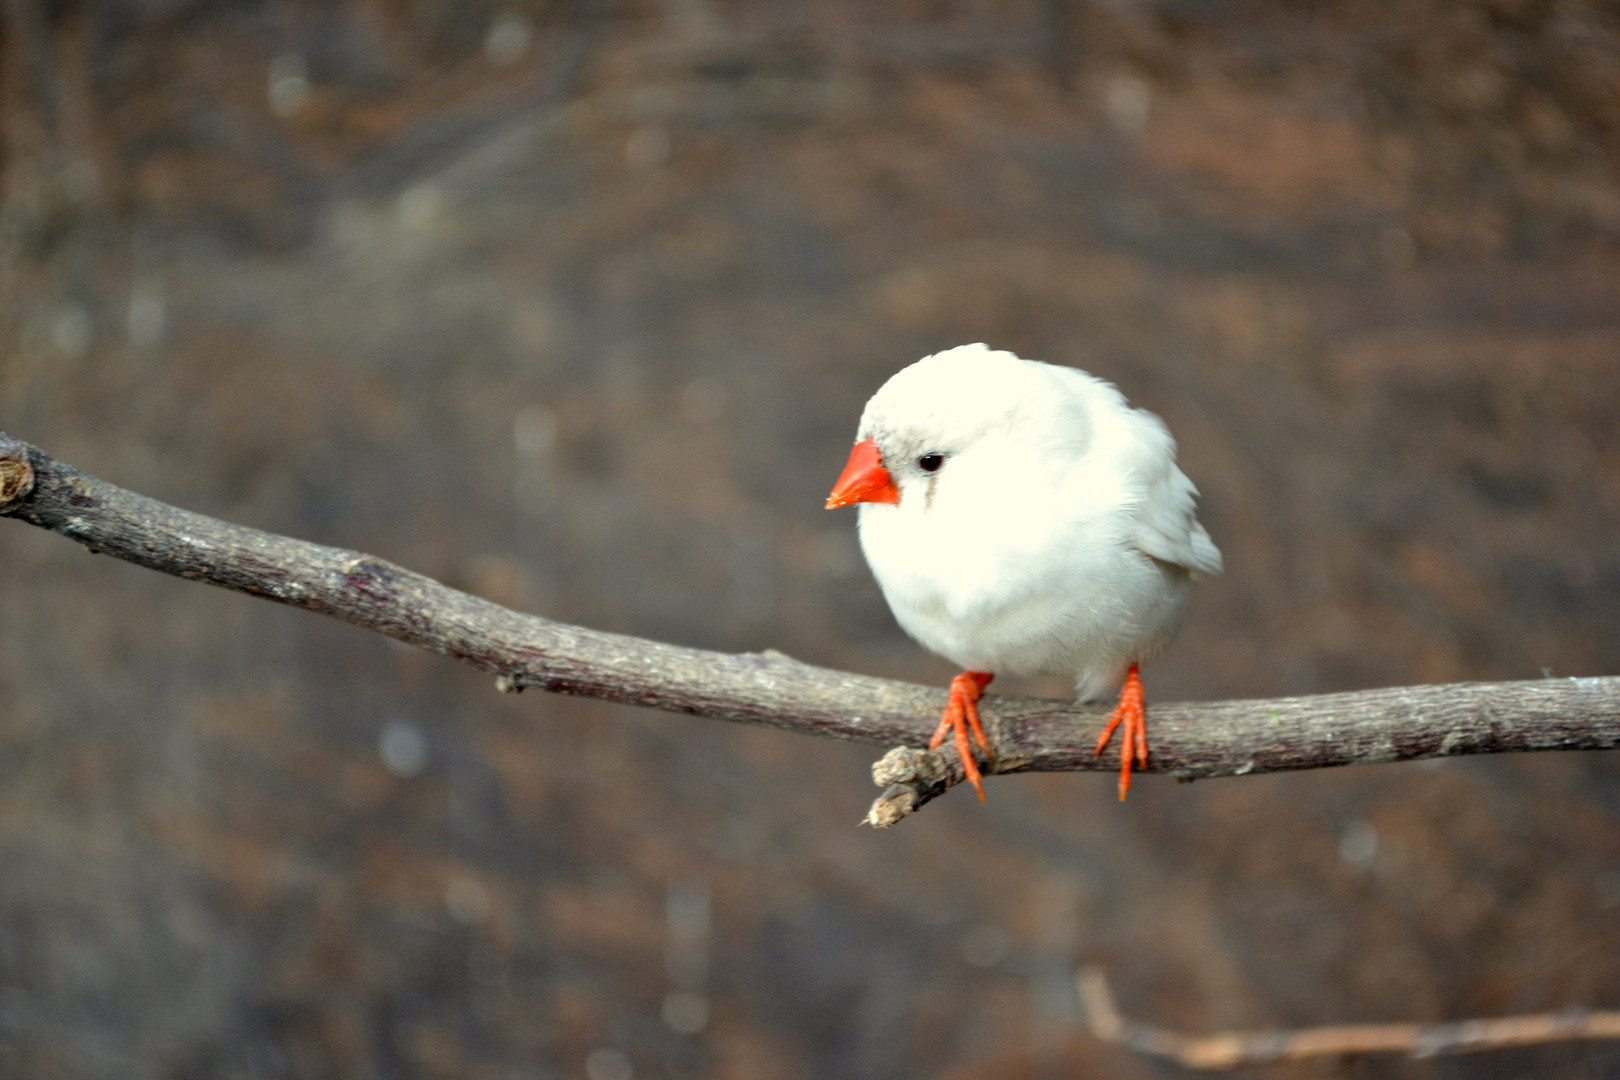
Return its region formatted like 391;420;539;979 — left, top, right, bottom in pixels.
918;453;944;472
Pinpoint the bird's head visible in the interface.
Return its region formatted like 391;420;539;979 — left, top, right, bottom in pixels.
825;343;1090;512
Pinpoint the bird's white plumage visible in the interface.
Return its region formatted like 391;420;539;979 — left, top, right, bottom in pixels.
853;343;1220;700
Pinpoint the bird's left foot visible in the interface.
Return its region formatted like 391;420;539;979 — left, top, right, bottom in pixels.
1093;662;1147;800
928;671;995;801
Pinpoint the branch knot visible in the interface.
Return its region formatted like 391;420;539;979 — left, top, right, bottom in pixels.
0;453;34;513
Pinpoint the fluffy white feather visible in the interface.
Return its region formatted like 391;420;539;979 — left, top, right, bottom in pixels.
852;343;1220;701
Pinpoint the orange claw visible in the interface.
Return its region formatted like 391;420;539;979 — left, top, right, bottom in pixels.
1093;662;1147;800
929;671;995;801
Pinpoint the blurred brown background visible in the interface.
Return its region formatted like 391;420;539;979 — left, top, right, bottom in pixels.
2;1;1619;1077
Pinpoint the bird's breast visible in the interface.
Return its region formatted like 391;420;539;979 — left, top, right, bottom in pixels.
856;492;1173;677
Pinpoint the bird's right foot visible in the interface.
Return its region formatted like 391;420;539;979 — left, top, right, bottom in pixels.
928;671;995;801
1093;662;1147;800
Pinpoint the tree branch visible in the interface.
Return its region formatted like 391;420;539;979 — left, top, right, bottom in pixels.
1077;965;1620;1068
2;431;1617;827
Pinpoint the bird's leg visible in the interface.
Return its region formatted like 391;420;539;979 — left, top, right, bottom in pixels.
928;671;994;801
1093;662;1147;801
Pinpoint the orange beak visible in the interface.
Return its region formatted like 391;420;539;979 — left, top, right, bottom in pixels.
826;438;900;509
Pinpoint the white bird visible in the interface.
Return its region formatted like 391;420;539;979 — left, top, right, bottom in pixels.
825;343;1222;800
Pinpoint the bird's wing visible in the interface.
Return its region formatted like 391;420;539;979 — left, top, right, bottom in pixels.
1120;409;1224;579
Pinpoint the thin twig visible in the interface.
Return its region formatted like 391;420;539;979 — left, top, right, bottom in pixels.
1076;965;1620;1068
2;431;1618;827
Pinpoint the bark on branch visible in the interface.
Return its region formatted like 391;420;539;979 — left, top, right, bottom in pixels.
2;431;1617;827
